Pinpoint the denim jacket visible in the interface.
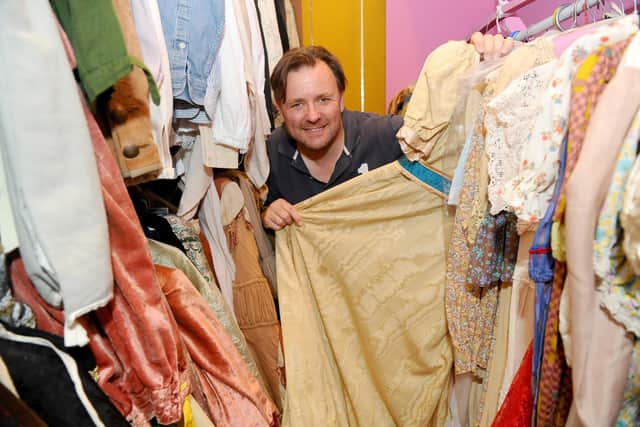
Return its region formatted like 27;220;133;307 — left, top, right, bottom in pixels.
158;0;224;105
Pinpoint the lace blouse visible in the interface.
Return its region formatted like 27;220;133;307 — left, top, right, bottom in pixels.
502;16;639;222
485;61;556;215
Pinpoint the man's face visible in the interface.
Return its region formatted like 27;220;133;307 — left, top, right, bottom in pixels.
279;61;345;155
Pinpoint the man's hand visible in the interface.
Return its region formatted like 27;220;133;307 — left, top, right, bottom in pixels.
262;198;303;231
469;33;514;61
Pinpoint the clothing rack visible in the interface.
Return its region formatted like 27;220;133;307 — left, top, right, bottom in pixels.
514;0;606;40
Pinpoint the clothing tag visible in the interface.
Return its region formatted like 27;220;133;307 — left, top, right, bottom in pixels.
357;163;369;175
199;124;239;169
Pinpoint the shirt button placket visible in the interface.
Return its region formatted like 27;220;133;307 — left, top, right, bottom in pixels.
175;0;190;64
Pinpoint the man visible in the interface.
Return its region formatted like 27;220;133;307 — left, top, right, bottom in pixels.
262;34;512;231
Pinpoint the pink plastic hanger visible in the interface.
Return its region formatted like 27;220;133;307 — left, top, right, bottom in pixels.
495;0;528;36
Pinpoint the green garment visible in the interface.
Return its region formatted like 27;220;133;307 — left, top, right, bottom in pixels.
50;0;159;104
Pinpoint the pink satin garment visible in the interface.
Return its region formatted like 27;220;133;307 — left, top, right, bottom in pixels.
80;96;190;426
154;264;279;427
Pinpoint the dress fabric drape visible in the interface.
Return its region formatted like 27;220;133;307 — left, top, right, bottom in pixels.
10;259;65;337
277;159;453;427
491;342;533;427
163;215;218;287
147;238;269;393
131;0;176;179
478;283;511;427
564;40;638;426
446;39;555;379
594;34;640;338
530;135;568;423
0;376;47;427
78;70;189;426
219;182;283;410
154;265;278;427
499;230;535;405
617;339;640;426
237;174;278;295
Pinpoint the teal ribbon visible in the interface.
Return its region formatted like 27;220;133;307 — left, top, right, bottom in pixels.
398;156;451;196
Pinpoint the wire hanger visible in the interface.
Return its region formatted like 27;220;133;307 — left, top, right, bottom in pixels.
554;3;578;31
514;0;622;41
604;0;627;17
584;0;598;22
495;0;511;34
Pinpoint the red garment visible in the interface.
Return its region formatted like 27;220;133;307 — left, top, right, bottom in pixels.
492;342;533;427
81;97;190;426
10;259;64;337
155;264;278;427
53;16;189;425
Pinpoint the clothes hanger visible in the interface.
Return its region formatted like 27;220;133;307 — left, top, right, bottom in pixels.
604;0;627;17
594;0;626;19
592;0;622;19
513;0;601;40
589;0;624;20
554;3;578;31
546;0;636;56
583;0;599;23
552;0;631;36
495;0;528;35
495;0;510;34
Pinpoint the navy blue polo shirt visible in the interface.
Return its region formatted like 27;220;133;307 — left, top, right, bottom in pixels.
265;110;404;205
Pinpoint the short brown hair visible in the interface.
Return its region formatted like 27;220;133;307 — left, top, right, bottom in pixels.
270;46;347;105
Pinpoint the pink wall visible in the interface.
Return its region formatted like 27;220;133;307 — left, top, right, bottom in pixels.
385;0;577;104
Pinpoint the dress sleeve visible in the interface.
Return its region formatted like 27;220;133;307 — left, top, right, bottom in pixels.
396;41;479;162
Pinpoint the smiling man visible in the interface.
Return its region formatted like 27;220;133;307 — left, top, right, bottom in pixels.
262;46;404;231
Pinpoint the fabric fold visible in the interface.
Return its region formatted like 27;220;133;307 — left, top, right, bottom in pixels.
278;160;452;427
396;41;480;162
155;264;278;427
